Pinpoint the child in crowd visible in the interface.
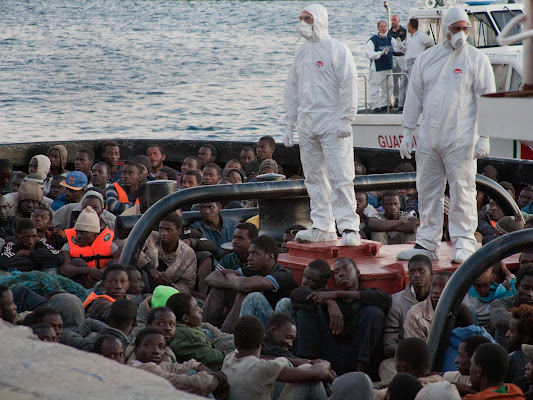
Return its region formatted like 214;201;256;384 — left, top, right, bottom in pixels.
222;315;331;400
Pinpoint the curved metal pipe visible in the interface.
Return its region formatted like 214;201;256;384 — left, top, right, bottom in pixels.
428;229;533;371
120;173;521;266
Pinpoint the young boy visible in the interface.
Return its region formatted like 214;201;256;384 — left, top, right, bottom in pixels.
222;315;331;400
83;264;130;323
167;292;233;371
129;327;224;398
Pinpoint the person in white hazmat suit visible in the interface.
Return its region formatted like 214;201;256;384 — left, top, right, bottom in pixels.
396;7;495;263
283;4;361;246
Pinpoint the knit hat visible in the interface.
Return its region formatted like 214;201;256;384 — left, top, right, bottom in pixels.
81;190;104;208
74;206;101;233
133;155;151;173
151;285;179;308
48;145;68;171
259;159;279;175
495;215;524;235
61;171;88;191
18;181;43;203
23;174;45;190
32;155;51;180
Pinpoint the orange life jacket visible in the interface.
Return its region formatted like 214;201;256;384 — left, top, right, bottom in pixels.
112;182;139;206
65;227;114;269
82;291;116;308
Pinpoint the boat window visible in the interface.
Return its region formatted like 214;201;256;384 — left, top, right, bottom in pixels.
468;12;498;48
418;18;441;45
492;63;509;92
509;67;522;91
492;10;523;45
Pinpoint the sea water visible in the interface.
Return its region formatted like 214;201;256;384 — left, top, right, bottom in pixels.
0;0;416;144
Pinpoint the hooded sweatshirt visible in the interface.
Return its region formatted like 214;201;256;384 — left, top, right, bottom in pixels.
32;155;51;180
441;325;495;372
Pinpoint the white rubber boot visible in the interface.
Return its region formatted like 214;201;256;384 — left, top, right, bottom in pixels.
295;229;337;243
396;247;440;261
451;248;474;264
341;231;361;246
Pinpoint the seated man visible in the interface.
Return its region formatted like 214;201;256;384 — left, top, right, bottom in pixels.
88;162;110;191
11;181;45;220
179;170;202;190
280;225;306;254
83;264;130;323
31;205;67;253
23;306;64;339
506;305;533;393
491;266;533;344
0;284;17;325
444;335;492;396
32;323;58;342
0;194;16;242
0;218;63;273
384;255;433;359
202;163;221;185
101;140;122;183
239;146;257;172
191;201;238;259
464;343;525;400
203;235;297;333
51;171;87;211
129;327;225;398
477;199;505;244
146;145;167;178
216;222;258;271
369;190;417;245
375;338;444;400
75;148;94;180
355;192;379;240
293;257;392;377
137;213;196;294
60;206;119;287
106;162;142;215
222;315;330;400
0;158;13;193
87;298;137;351
462;263;516;334
522;344;533;399
181;156;202;174
53;190;116;232
92;335;126;364
155;167;177;182
197;144;217;167
404;270;452;341
128;306;179;363
167;292;232;371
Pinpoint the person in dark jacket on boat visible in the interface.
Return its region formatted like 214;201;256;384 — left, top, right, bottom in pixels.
106;162;142;215
292;257;391;377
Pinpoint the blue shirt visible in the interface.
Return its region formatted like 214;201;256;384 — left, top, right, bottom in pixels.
51;194;67;211
191;217;238;259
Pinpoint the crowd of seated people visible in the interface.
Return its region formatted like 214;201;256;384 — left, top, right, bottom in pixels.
0;138;532;399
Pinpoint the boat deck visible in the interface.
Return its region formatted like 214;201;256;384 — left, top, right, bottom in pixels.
278;239;520;294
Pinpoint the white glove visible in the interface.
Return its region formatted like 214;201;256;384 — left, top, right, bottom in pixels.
337;120;352;138
399;129;414;159
474;136;490;159
283;126;294;148
381;47;390;55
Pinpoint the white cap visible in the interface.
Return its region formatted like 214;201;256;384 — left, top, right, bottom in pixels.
74;206;101;234
415;381;461;400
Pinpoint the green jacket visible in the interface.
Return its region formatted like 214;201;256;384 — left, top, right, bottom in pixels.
170;324;228;371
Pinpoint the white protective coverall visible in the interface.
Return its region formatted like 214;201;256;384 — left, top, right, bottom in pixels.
398;7;495;260
283;4;360;238
364;35;399;110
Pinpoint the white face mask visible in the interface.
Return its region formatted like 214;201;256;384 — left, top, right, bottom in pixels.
378;32;387;39
450;31;467;50
298;20;313;40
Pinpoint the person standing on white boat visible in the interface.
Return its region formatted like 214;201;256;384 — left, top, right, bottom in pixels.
365;20;400;113
397;7;496;263
398;18;434;112
283;3;361;246
389;15;407;112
